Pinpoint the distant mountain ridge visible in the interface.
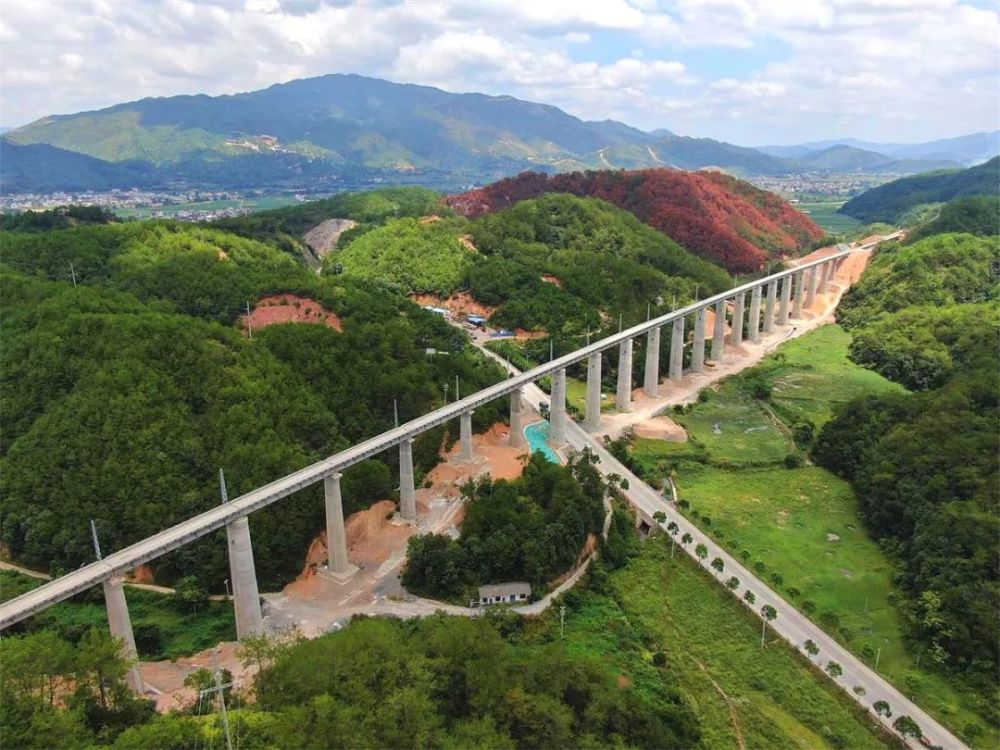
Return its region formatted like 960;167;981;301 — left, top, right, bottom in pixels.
1;73;985;193
759;131;999;167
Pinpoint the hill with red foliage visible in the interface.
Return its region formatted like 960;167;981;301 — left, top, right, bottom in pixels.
444;169;825;273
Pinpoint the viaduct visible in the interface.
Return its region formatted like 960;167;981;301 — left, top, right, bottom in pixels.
0;251;848;678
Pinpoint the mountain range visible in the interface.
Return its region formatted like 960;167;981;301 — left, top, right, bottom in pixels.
1;74;992;193
759;131;999;166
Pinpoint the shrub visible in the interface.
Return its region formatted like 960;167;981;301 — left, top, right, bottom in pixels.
783;453;802;469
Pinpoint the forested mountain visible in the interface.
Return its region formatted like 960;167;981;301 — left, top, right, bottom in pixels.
444;169;825;273
0;211;507;589
839;157;1000;223
795;145;958;174
2;73;974;193
814;220;999;692
760;131;1000;166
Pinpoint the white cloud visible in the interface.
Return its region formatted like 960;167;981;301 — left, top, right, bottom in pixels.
0;0;996;144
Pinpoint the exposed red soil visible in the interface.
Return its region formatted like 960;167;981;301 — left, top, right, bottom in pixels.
241;294;343;333
458;234;478;252
634;417;688;442
419;215;442;224
411;291;496;318
127;564;155;584
541;274;564;288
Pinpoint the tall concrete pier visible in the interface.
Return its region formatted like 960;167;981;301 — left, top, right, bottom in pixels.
643;327;660;397
711;299;726;361
691;308;707;373
731;291;745;346
616;338;633;411
323;472;357;580
778;275;792;325
399;438;417;521
805;266;818;308
749;285;762;343
763;279;778;333
459;411;475;462
669;317;684;381
219;470;264;640
792;270;805;318
585;352;602;430
550;368;567;446
509;387;526;448
103;577;143;692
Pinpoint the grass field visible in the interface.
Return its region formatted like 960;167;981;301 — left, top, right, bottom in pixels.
1;570;235;661
797;202;863;235
115;195;300;219
550;539;897;749
626;324;996;747
565;374;614;414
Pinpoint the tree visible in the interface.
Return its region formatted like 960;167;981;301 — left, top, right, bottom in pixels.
694;543;708;565
726;577;740;591
873;700;892;718
173;576;209;614
892;715;922;740
711;557;724;574
653;511;666;524
803;639;819;658
666;521;678;535
760;605;777;647
681;533;692;546
743;590;755;606
825;661;843;679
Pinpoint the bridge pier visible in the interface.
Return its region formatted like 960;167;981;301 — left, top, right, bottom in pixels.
226;515;264;639
550;368;566;446
805;265;818;308
748;285;762;343
103;577;143;693
399;438;417;522
822;260;834;291
792;270;805;318
509;387;526;449
711;299;726;361
691;308;707;373
458;410;475;462
585;352;602;430
669;317;684;381
731;291;745;346
643;327;660;397
763;279;778;334
615;338;633;411
322;472;357;581
778;275;792;326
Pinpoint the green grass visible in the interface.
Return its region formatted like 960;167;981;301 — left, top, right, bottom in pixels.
1;570;235;661
554;540;897;749
626;324;996;747
565;375;615;414
797;202;863;235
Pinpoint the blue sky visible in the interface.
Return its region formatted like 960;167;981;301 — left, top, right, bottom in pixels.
1;0;997;145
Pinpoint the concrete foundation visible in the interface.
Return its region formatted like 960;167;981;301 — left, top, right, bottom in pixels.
322;472;357;581
458;411;475;462
691;308;706;373
550;368;567;446
615;338;633;411
103;577;143;693
711;299;726;360
778;275;792;325
763;279;778;333
792;270;805;318
731;291;745;346
669;317;684;381
585;352;602;430
643;327;660;397
226;516;264;640
509;388;526;449
399;438;417;522
749;285;762;343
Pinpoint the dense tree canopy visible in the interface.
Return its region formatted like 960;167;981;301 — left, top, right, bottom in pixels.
403;453;607;600
814;219;999;686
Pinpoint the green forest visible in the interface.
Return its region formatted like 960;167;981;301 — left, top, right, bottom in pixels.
0;212;508;590
402;452;609;601
814;224;999;696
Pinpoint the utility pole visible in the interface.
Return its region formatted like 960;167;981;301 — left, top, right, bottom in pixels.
245;301;252;339
455;375;459;401
202;648;234;750
90;519;102;560
393;398;399;428
69;262;78;288
559;605;566;640
443;382;449;403
875;647;882;672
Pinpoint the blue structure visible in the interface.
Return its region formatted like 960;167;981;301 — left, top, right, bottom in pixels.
524;421;560;464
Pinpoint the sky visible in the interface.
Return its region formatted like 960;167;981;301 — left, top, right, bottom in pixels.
1;0;998;145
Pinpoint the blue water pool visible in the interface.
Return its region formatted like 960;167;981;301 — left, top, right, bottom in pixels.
524;420;561;464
